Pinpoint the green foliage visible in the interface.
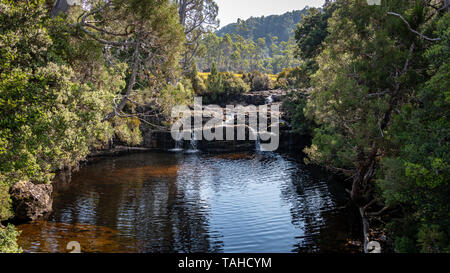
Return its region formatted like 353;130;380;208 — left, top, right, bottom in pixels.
159;78;195;115
305;0;424;169
197;31;300;73
0;2;123;197
242;71;273;91
282;90;314;135
204;65;249;103
275;66;312;89
417;224;449;253
112;117;143;146
377;13;450;253
0;224;22;253
219;73;250;95
0;0;189;224
188;62;206;95
394;236;417;253
296;0;449;253
217;9;308;45
295;2;337;61
0;0;196;252
0;182;12;221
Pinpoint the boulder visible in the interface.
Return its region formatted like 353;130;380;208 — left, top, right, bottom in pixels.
9;181;53;221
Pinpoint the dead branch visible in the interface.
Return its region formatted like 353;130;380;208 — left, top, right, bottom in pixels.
367;206;390;217
387;12;442;41
102;31;142;122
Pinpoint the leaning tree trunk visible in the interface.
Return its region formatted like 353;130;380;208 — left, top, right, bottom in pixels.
350;146;378;253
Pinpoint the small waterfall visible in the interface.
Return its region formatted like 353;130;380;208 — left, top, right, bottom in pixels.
265;95;273;104
185;130;199;154
255;133;261;152
190;131;198;150
169;139;184;152
225;113;235;125
222;112;235;131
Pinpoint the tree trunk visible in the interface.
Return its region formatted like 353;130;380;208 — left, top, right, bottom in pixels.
102;32;141;122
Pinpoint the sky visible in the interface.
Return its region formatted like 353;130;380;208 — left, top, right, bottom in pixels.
215;0;326;28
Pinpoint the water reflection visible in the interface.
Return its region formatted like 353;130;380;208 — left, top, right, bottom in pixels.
18;152;359;253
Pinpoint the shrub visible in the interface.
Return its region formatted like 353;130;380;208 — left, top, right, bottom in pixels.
0;224;22;253
221;72;250;95
192;74;207;95
159;79;195;115
0;182;12;221
417;225;449;253
281;90;315;135
243;71;273;91
394;236;417;253
204;66;249;103
188;63;207;95
275;66;311;89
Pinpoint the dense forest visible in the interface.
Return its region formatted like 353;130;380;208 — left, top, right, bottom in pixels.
0;0;449;254
291;0;450;253
197;10;308;73
196;32;300;73
216;9;307;43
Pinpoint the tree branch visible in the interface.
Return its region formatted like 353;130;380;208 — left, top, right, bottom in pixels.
102;31;142;122
387;12;442;41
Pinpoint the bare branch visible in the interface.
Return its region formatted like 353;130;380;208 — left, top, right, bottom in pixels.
367;90;389;98
367;206;390;217
102;31;142;122
387;12;442;41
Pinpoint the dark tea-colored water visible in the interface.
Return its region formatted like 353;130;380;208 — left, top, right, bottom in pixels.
18;152;360;253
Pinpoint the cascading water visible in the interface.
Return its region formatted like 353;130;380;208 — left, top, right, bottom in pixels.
185;130;199;154
255;132;261;152
225;112;235;125
169;139;184;152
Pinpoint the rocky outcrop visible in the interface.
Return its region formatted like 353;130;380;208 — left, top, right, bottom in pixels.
231;89;288;106
9;181;53;222
138;89;309;153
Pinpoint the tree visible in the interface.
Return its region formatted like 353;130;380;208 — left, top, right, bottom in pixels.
217;9;308;44
303;0;448;252
0;0;186;252
188;61;206;95
377;12;450;253
69;0;185;122
294;1;338;84
175;0;219;70
0;0;128;223
295;2;337;61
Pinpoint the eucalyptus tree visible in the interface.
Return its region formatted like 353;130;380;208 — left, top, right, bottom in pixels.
175;0;219;71
69;0;185;122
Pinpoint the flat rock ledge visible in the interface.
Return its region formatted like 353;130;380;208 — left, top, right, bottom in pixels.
9;181;53;222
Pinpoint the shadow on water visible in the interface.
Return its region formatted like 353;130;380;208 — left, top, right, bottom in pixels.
18;152;361;253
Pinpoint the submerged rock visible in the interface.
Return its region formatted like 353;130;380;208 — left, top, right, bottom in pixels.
9;181;53;222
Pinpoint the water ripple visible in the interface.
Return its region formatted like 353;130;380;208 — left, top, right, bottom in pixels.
18;152;359;253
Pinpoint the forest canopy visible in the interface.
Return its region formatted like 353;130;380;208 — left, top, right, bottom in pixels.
0;0;449;254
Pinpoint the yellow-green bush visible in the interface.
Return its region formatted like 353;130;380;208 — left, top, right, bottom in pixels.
0;224;22;253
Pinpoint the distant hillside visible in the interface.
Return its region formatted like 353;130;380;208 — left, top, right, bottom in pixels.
216;9;308;43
